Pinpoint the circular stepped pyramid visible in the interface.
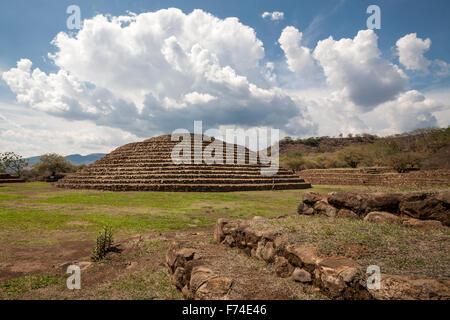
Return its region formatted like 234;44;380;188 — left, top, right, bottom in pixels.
56;134;311;192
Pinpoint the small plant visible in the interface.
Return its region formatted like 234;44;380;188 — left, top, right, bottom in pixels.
91;226;113;262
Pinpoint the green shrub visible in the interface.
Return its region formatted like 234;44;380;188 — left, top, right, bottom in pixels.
284;158;305;171
338;146;365;168
389;152;424;173
91;226;113;262
304;137;319;147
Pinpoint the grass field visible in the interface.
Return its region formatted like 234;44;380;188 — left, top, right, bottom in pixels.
0;182;447;299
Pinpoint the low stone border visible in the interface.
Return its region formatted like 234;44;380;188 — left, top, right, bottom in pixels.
298;169;450;188
165;242;233;300
214;217;450;300
298;190;450;227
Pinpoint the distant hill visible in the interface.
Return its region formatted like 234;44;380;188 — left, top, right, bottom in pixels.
25;153;106;166
275;127;450;171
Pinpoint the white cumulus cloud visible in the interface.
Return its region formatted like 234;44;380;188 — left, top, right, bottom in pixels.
396;33;432;71
278;26;319;78
2;9;316;138
262;11;284;21
313;30;408;109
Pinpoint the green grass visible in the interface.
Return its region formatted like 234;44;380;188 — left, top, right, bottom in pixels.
0;182;442;237
96;268;182;300
266;215;450;279
0;275;60;299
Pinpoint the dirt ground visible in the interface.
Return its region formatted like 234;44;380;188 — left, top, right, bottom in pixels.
0;227;327;300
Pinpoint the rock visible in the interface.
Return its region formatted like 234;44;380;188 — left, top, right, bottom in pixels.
363;211;401;224
274;236;289;250
402;218;443;229
181;285;192;299
328;192;368;214
274;256;294;278
365;193;402;213
298;202;315;215
317;256;360;298
297;202;305;214
338;267;358;283
336;209;359;219
368;274;450;300
399;194;449;226
222;235;235;247
292;268;312;283
436;190;450;204
313;200;337;217
196;277;233;300
260;241;276;263
171;267;186;289
214;218;226;242
284;244;320;272
320;273;346;297
302;192;325;205
189;266;216;292
165;242;197;272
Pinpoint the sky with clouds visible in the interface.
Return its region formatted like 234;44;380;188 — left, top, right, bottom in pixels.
0;0;449;157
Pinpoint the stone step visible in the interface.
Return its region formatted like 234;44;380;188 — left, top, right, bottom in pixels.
66;173;298;179
82;164;284;170
59;178;306;185
0;178;25;183
55;182;311;192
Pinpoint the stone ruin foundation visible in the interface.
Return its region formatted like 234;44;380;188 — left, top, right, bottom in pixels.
56;134;311;192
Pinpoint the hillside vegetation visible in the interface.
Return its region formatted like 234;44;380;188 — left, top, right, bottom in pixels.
279;127;450;172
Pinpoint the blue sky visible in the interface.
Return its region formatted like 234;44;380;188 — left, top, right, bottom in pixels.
1;0;449;78
0;1;449;156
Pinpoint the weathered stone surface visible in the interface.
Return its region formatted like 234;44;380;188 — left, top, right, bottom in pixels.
171;267;186;289
302;192;325;205
368;274;450;300
436;189;450;204
298;202;315;215
260;241;276;262
196;276;233;300
328;192;368;214
336;208;359;219
274;256;294;278
292;268;312;283
214;218;227;242
284;244;320;272
399;194;449;226
190;266;216;292
402;218;443;229
365;193;402;213
313;200;337;217
166;242;196;272
273;236;289;251
363;211;401;224
316;256;360;298
338;267;358;283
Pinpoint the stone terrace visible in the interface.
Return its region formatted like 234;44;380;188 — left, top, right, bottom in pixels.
56;134;311;192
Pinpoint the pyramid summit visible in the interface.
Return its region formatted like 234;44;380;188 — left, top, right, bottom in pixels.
56;134;311;192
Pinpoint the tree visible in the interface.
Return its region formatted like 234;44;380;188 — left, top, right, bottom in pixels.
339;147;364;168
0;152;27;176
284;158;305;172
34;153;76;175
389;152;423;173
